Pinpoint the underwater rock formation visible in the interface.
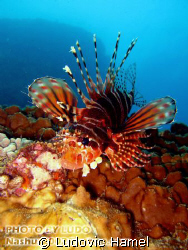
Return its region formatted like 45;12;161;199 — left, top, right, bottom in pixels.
0;123;188;249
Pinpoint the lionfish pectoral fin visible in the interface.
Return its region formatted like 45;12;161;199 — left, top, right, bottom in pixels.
123;96;177;132
105;96;177;171
105;131;151;171
28;77;79;122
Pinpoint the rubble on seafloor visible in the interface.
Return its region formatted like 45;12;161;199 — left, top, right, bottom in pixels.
0;105;188;249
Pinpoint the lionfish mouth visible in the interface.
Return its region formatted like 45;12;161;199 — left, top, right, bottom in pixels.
28;32;177;172
49;128;102;175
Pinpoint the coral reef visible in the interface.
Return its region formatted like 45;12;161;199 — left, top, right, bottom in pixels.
0;105;64;140
0;122;188;249
0;133;32;168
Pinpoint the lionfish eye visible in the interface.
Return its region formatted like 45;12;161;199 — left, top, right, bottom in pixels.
82;137;89;146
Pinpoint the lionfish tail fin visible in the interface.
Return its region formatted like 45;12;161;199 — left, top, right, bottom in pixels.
105;131;151;171
28;77;79;122
123;96;177;132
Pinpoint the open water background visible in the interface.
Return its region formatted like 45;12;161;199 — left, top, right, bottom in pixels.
0;0;187;127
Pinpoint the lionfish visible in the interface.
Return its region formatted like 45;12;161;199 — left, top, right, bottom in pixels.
29;33;177;174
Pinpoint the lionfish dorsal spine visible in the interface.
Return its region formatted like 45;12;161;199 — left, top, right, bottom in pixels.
93;34;103;93
68;38;105;102
70;46;92;98
104;32;121;95
63;65;89;105
105;32;121;85
114;38;138;79
76;40;98;93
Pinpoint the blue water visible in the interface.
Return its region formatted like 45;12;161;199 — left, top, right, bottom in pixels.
0;0;188;127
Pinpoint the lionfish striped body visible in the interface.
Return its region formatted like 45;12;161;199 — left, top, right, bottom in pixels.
29;33;177;172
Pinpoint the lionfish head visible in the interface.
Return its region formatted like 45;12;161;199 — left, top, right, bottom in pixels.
50;128;102;176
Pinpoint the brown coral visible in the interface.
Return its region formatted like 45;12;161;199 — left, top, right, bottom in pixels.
8;112;30;131
4;105;20;115
0;105;64;140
